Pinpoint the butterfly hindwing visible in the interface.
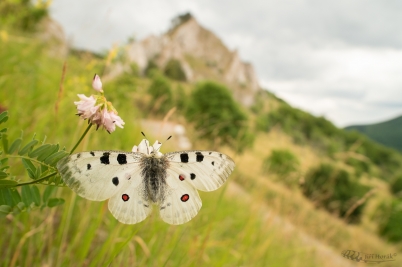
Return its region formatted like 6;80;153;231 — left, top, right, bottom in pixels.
159;173;202;225
165;151;235;192
108;180;153;224
57;151;143;201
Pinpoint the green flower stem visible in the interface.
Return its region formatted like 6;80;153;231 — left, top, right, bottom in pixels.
70;123;93;154
14;171;57;187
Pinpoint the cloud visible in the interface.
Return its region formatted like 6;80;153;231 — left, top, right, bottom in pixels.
50;0;402;126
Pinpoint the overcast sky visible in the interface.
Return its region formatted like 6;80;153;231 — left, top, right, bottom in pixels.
50;0;402;127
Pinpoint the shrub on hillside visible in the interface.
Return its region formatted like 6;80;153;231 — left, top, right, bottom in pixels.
302;163;371;223
144;59;159;77
147;74;173;114
390;174;402;197
1;0;48;31
262;149;299;176
345;157;371;177
343;131;400;180
175;84;187;111
377;200;402;242
164;59;186;81
186;81;252;152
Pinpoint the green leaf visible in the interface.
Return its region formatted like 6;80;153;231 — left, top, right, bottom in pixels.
22;158;36;173
0;180;18;188
1;188;13;206
10;188;21;205
47;198;65;207
31;185;40;206
40;164;48;174
43;185;56;203
18;139;38;155
22;158;36;179
28;144;51;158
0;158;8;166
37;144;59;162
0;171;8;179
0;111;8;124
8;138;22;154
26;169;36;179
14;202;25;212
1;133;8;154
45;150;69;166
0;205;11;215
0;189;7;205
0;128;7;133
21;186;33;207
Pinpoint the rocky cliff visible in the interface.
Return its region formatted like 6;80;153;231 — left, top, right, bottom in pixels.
126;14;260;106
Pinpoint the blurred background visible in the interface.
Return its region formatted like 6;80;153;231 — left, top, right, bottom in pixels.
1;0;402;266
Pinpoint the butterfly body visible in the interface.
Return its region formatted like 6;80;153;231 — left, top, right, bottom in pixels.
57;139;235;225
140;154;169;203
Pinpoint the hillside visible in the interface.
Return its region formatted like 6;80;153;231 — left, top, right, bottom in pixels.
1;7;402;267
345;115;402;153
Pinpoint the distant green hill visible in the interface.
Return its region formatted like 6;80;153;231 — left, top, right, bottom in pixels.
345;115;402;153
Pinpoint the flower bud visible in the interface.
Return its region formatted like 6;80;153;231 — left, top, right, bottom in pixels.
92;74;103;92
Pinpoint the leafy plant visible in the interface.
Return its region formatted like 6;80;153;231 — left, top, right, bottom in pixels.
302;163;371;223
147;73;173;114
186;81;252;152
144;59;159;77
263;149;299;176
0;0;49;31
164;59;186;81
0;111;67;216
390;174;402;198
377;199;402;242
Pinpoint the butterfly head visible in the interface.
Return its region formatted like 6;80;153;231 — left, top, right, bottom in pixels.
132;139;163;157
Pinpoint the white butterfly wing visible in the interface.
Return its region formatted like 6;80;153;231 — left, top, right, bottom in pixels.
165;151;235;191
159;151;235;225
57;151;142;201
108;180;152;224
159;173;202;225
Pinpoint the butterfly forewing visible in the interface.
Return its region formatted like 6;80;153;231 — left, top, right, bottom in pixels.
165;151;235;191
57;151;143;201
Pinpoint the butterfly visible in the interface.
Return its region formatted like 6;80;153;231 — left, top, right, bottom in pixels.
57;138;235;225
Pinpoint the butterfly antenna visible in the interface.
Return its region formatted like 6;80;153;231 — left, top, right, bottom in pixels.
155;135;172;153
141;132;147;138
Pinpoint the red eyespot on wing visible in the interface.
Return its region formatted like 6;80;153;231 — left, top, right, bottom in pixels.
122;194;130;202
179;174;185;181
181;194;189;202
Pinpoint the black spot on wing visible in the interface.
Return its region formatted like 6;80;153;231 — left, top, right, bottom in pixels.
112;177;119;186
196;152;204;162
180;153;189;163
90;151;95;156
209;152;212;155
117;154;127;165
211;161;214;166
190;173;196;180
87;164;91;170
100;152;110;165
77;153;81;158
